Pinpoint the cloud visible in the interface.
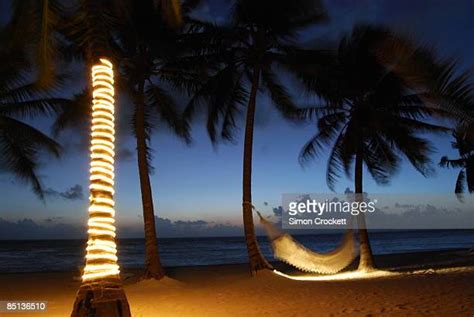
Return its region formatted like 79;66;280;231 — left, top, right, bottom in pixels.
116;148;134;162
362;203;472;229
44;184;84;201
2;199;471;240
0;216;248;239
59;131;89;154
120;216;249;238
44;217;63;223
273;192;474;230
0;218;85;239
272;206;284;217
395;202;415;208
151;217;244;238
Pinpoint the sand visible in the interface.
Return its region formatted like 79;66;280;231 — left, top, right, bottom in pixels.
1;249;473;316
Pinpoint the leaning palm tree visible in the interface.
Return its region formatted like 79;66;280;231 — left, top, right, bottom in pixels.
0;28;66;199
183;0;328;274
299;25;463;271
440;126;474;199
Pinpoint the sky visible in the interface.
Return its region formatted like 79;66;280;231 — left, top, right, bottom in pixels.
1;0;473;239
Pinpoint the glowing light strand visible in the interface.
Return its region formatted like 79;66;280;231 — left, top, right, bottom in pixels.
272;269;393;281
82;58;121;282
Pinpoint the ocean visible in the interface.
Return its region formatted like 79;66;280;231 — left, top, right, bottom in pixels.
0;230;473;273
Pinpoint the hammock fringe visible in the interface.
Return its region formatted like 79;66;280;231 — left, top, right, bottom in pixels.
256;211;357;274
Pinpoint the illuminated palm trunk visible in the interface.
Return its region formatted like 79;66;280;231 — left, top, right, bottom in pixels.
72;58;131;317
83;58;120;281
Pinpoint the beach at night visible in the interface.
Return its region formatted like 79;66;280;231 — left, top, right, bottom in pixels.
1;0;473;316
2;250;474;316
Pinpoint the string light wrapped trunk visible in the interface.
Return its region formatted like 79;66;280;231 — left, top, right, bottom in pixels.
72;58;131;317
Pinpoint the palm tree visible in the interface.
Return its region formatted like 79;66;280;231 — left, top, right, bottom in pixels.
183;0;328;274
116;1;191;279
54;0;195;280
3;3;130;313
298;25;462;271
45;1;133;315
440;125;474;199
0;28;66;198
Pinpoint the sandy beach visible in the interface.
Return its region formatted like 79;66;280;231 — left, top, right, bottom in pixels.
0;249;473;316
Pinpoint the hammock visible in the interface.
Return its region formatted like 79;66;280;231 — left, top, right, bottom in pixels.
255;210;357;274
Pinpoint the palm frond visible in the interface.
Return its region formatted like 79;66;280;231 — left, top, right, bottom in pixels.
430;59;474;122
298;112;348;164
52;90;90;136
325;130;347;191
439;156;465;169
394;117;451;133
184;64;245;143
9;0;66;87
233;0;327;38
0;98;71;119
260;69;299;118
298;23;463;189
62;0;121;61
221;74;247;142
392;132;435;177
466;160;474;193
455;169;466;194
364;135;399;185
0;115;61;198
146;83;190;143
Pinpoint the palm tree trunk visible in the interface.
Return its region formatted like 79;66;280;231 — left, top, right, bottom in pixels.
242;66;273;274
135;82;165;280
355;145;375;271
72;58;130;316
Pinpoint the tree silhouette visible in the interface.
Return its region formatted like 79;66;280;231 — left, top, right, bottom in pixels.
0;26;69;198
183;0;328;273
53;0;196;280
299;25;468;271
440;125;474;200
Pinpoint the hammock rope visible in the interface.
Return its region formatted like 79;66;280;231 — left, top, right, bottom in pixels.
251;204;357;274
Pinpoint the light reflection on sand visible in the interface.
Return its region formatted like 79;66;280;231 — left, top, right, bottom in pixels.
272;269;394;281
272;266;474;281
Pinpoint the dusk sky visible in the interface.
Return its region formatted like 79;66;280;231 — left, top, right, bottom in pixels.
1;0;473;238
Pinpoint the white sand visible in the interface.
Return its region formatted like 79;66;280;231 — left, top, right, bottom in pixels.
1;250;473;316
